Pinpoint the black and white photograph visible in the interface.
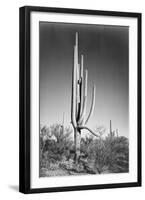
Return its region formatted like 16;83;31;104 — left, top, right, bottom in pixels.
39;22;129;177
19;6;141;193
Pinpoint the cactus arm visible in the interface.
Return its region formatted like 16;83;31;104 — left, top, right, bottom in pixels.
80;55;84;78
75;32;78;49
78;63;81;80
76;80;80;120
71;45;77;128
77;65;81;121
80;55;84;115
78;69;88;124
78;96;86;125
78;126;99;137
84;69;88;98
77;64;80;104
82;69;88;124
85;85;96;124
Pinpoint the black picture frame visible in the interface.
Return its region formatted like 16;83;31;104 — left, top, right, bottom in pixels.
19;6;142;194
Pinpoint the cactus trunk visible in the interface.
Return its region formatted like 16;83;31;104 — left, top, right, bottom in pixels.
74;128;81;163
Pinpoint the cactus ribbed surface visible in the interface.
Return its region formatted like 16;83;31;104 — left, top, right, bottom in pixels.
71;32;97;163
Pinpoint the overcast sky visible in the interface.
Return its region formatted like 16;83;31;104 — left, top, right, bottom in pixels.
39;22;129;137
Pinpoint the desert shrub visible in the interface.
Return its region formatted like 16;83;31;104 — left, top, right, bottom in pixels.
80;134;129;174
90;136;129;174
40;124;129;175
105;136;129;173
40;124;73;170
80;135;94;158
86;138;108;173
59;159;74;170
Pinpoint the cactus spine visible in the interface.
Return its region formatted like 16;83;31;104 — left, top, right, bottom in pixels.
71;33;97;163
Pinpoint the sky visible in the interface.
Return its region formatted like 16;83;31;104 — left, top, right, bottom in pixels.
39;22;129;138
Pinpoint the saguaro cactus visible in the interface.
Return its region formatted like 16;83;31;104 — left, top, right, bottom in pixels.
116;129;119;137
110;120;112;137
71;32;97;163
109;120;117;137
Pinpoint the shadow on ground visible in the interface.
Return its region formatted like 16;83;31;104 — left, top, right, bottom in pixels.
8;185;19;192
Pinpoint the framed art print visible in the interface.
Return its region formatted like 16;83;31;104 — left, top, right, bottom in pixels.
19;6;141;193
